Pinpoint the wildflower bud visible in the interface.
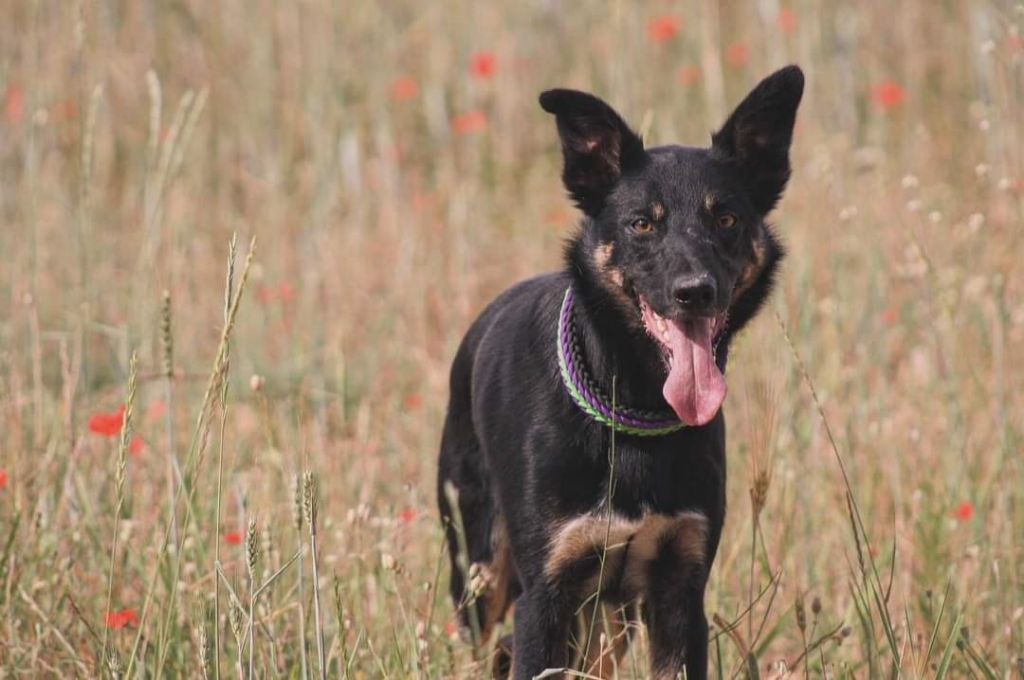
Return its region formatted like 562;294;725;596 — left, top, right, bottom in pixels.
811;595;822;616
249;374;265;392
795;593;807;633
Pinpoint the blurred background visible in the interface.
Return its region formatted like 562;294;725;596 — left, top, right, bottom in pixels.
1;0;1022;676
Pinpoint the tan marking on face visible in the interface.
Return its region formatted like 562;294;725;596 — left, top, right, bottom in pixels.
545;512;709;598
651;202;665;221
704;194;719;212
592;242;632;307
732;228;769;302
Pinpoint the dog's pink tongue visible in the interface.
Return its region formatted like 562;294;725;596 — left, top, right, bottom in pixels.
663;319;727;426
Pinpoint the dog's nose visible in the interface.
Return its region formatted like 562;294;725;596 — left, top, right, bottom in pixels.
672;274;717;314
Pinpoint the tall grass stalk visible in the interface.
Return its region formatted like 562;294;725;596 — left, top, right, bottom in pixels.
293;474;310;680
100;351;137;671
246;518;259;679
213;232;238;680
125;235;255;678
773;307;901;671
160;289;179;548
303;471;327;679
579;375;619;675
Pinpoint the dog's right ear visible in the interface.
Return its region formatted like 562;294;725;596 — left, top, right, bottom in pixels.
539;89;645;216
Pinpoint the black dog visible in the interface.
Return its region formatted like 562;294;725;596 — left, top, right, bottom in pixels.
438;66;803;679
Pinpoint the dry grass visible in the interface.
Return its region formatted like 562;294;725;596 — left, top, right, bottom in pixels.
2;1;1023;677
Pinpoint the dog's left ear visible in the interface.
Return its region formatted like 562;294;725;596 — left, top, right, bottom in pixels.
712;65;804;215
539;89;645;217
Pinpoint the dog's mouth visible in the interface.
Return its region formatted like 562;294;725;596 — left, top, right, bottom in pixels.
638;297;728;427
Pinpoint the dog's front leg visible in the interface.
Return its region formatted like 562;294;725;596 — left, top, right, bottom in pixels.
510;585;573;680
645;554;709;680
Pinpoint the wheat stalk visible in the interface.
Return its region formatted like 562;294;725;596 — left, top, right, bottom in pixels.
100;351;137;673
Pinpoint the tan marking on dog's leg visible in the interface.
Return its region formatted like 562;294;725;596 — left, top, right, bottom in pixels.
473;516;516;645
580;604;632;679
545;514;640;585
621;512;709;594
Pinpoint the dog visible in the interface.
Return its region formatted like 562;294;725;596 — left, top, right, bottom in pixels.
437;65;804;680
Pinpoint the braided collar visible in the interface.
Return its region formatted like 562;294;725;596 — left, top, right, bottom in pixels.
556;287;686;436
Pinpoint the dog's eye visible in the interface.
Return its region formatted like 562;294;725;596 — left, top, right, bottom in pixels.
631;218;654;234
716;213;737;229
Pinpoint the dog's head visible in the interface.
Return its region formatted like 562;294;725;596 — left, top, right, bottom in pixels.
541;66;804;426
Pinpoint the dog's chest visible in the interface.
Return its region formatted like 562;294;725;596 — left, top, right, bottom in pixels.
544;511;708;599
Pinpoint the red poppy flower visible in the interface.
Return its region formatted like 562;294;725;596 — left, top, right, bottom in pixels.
678;64;701;87
224;532;243;545
545;207;571;228
278;282;296;304
147;400;167;422
129;436;146;457
404;393;423;410
880;308;898;326
777;9;798;34
445;621;459;638
257;286;275;306
954;501;974;522
725;42;750;68
0;469;8;491
452;111;488;136
5;84;25;124
470;52;497;80
89;406;126;437
105;609;139;630
391;76;419;103
647;16;681;43
398;508;418;525
52;99;78;123
872;81;906;111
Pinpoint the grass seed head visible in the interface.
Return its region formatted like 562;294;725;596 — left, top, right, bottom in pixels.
246;518;259;579
228;599;243;643
160;289;173;378
292;474;304;531
302;471;318;533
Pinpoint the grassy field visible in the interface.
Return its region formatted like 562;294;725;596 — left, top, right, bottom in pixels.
1;1;1023;677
